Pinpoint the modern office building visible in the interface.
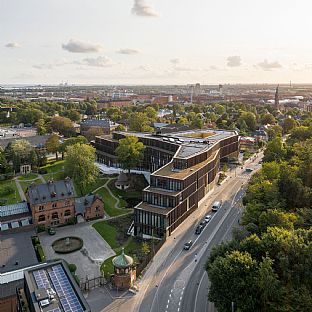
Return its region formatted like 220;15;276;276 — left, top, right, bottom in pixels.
17;260;90;312
94;129;239;238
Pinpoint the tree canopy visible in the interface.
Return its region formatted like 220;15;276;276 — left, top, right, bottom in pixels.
115;135;145;172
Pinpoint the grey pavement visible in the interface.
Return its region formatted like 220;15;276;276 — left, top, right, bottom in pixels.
14;178;26;201
39;221;116;279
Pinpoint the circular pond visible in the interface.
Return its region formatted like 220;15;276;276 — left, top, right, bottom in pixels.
52;236;83;254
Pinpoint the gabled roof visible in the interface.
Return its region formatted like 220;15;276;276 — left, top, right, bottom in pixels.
27;179;76;205
75;194;101;214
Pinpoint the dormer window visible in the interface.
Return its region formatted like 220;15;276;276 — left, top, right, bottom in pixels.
51;192;56;197
52;203;57;208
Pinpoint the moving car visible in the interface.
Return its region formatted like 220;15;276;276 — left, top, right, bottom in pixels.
205;214;212;223
184;240;193;250
212;201;222;212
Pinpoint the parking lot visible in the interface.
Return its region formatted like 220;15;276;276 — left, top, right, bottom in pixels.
39;221;116;279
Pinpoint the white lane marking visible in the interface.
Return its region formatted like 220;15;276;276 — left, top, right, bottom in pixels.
194;272;207;312
149;249;183;312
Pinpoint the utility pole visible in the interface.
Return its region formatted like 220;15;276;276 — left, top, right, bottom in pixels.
231;301;235;312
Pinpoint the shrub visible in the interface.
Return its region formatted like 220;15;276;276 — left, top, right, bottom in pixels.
66;217;77;225
35;245;46;262
36;225;45;233
68;263;77;273
31;236;40;246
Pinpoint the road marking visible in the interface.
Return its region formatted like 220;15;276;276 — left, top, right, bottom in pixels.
194;272;207;312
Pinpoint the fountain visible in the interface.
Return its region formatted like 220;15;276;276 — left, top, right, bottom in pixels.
52;236;83;254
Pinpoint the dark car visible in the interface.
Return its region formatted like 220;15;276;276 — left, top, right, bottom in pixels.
184;240;193;250
48;227;56;235
195;225;203;235
200;220;207;227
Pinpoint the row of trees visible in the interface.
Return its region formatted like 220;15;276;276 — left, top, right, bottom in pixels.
206;126;312;311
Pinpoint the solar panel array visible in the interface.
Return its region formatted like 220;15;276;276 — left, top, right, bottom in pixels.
33;269;51;290
48;264;84;312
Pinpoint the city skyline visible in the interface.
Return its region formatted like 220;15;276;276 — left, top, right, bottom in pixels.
1;0;312;85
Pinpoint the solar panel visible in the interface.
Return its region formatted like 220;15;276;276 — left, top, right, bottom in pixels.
49;265;84;312
33;269;51;290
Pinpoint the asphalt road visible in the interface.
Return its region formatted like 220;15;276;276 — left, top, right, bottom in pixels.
138;154;262;312
102;153;263;312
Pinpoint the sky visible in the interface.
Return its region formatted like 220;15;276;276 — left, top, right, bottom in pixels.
1;0;312;85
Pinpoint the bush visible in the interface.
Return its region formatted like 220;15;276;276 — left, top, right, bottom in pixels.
36;225;45;233
35;245;46;262
68;263;77;273
31;236;40;246
66;217;77;225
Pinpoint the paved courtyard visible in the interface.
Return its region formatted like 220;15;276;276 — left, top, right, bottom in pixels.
39;221;115;279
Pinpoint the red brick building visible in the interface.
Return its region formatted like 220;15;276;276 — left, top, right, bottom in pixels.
26;179;104;227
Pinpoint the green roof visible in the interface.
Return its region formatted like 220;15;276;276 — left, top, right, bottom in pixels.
112;248;133;269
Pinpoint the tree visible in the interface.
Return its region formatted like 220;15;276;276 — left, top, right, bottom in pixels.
191;114;204;129
115;135;145;173
45;134;60;160
145;106;157;120
62;109;81;122
59;136;88;159
84;126;104;141
7;139;36;172
35;119;47;135
239;112;257;131
283;117;298;134
49;116;76;137
267;125;283;140
128;112;153;132
263;137;287;163
115;124;126;131
64;143;98;195
261;113;275;125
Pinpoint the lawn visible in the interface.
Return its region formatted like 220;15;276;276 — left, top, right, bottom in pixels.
95;186;131;217
93;215;142;277
41;160;66;182
18;173;39;181
20;178;42;193
0;179;21;205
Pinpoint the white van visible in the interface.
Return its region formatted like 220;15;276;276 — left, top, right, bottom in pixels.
212;201;222;212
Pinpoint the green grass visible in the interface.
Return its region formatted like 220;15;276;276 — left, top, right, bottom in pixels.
18;173;39;181
42;171;65;182
41;160;65;173
0;179;21;205
95;187;131;217
93;221;119;249
20;179;42;193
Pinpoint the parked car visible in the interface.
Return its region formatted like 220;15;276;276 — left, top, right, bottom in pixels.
195;225;203;235
245;168;254;173
184;240;193;250
200;220;207;227
48;227;56;235
212;201;222;212
205;214;212;223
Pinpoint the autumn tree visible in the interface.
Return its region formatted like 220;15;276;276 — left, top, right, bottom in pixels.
45;134;61;160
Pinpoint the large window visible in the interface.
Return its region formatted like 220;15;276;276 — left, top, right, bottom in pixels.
51;212;58;220
38;215;45;222
64;209;71;216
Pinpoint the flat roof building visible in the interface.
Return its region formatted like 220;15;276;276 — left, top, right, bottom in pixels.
18;260;90;312
94;128;239;238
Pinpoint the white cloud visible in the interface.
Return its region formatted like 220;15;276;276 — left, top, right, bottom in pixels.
226;56;242;67
132;0;159;17
80;56;115;67
117;48;140;55
62;39;102;53
5;42;20;48
257;59;282;71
